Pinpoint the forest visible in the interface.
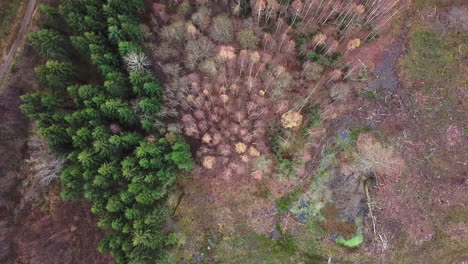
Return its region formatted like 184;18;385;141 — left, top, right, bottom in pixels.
2;0;466;263
21;0;194;263
19;0;401;262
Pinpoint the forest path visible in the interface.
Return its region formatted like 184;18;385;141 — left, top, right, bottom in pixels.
0;0;38;80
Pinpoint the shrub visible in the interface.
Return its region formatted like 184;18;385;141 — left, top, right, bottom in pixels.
209;14;234;43
35;61;76;91
161;21;186;44
191;6;211;31
177;0;192;17
276;188;302;213
237;29;260;50
276;158;295;179
267;121;287;158
302;62;324;81
200;59;218;75
238;0;252;18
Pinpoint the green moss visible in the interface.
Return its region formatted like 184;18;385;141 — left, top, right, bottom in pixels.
336;233;363;248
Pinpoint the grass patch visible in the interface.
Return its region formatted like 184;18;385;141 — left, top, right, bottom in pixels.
349;126;373;141
305;107;320;128
400;24;465;88
391;228;467;264
441;205;468;226
358;89;378;100
253;182;271;199
412;0;465;9
214;228;325;264
0;0;24;45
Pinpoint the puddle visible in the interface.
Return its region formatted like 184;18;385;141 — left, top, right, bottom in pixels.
367;29;413;110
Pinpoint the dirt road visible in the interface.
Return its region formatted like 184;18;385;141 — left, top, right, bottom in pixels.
0;0;38;80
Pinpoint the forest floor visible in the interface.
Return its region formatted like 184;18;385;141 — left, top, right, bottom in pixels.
162;1;467;264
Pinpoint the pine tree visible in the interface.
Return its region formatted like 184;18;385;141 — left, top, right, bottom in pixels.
38;125;71;147
100;99;137;126
166;141;194;170
72;127;92;149
138;97;160;114
35;61;76;91
21;1;195;263
28;29;71;60
20;92;63;122
104;71;130;98
39;4;66;30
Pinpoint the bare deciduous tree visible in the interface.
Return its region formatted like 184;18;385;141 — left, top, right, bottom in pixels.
209;14;234;43
123;52;151;72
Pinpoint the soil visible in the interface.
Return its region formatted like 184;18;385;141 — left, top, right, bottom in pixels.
14;187;113;264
